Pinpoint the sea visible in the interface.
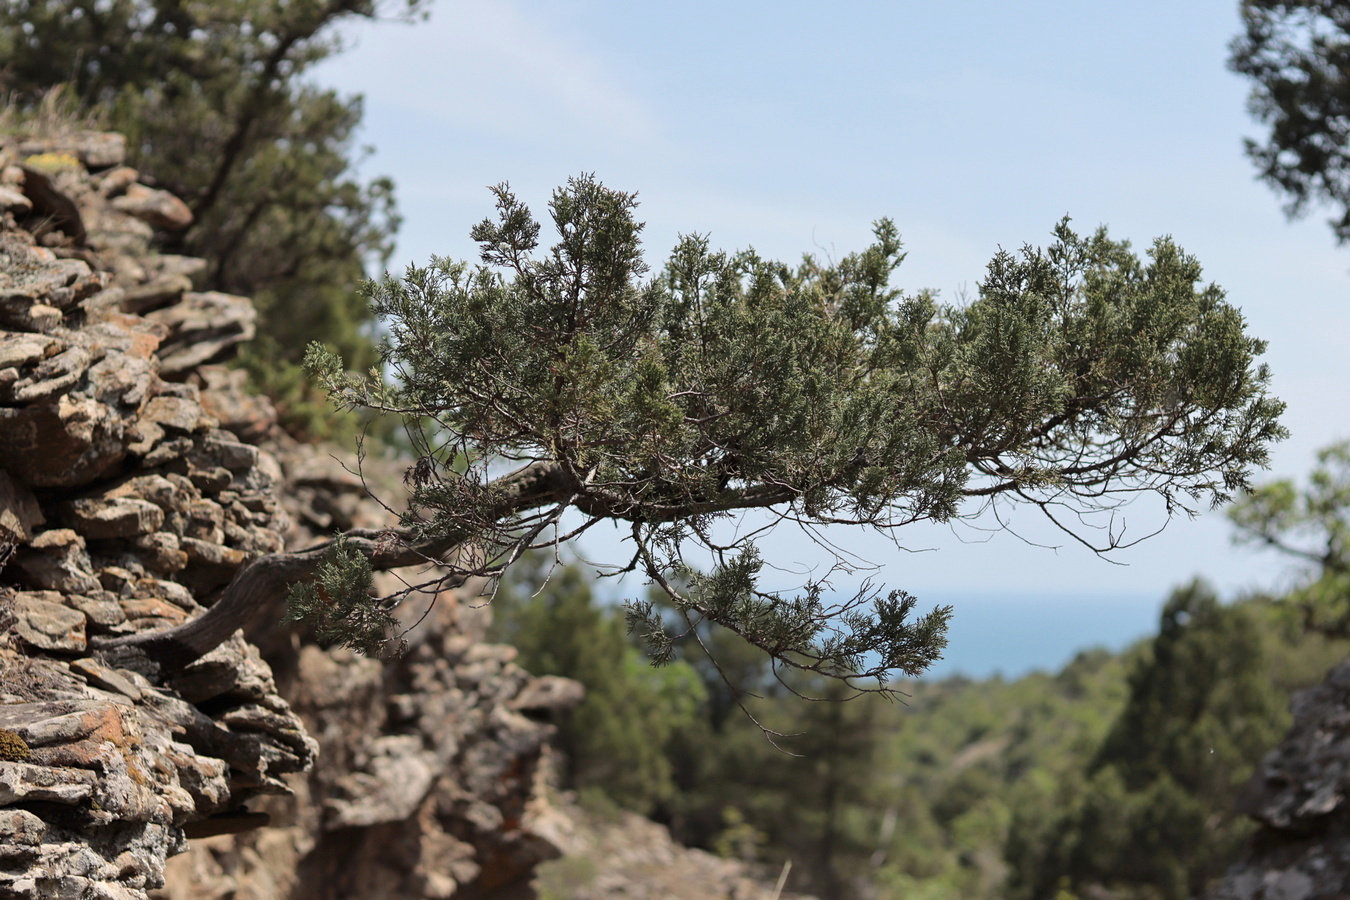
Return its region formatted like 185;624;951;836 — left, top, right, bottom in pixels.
914;590;1165;681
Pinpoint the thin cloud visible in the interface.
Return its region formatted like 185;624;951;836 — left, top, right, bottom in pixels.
321;0;660;146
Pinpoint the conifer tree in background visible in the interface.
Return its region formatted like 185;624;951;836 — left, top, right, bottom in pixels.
487;553;706;815
1228;440;1350;633
1008;582;1284;900
495;554;890;899
774;677;884;899
1231;0;1350;242
0;0;423;437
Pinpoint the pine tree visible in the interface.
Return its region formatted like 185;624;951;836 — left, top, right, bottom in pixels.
488;555;705;814
1010;582;1284;900
1228;440;1350;634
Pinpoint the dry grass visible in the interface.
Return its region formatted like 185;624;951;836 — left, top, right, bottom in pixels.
0;84;107;140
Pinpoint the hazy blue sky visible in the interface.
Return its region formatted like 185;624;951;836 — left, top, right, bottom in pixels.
315;0;1348;632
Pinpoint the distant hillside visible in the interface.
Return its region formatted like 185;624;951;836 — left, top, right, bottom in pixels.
492;560;1350;899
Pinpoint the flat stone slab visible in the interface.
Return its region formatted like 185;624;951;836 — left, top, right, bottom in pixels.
11;595;87;652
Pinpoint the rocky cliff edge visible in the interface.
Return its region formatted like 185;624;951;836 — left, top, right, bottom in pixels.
0;129;579;899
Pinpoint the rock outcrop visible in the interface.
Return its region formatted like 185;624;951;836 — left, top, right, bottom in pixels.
155;442;580;900
538;801;814;900
1203;656;1350;900
0;130;577;898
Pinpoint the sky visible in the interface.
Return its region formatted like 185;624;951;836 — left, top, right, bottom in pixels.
314;1;1350;671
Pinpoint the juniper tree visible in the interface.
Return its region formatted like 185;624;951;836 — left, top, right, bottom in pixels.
101;176;1285;689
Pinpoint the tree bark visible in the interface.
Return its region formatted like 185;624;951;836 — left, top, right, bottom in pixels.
91;461;570;670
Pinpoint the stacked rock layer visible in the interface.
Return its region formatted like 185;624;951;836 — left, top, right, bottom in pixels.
0;131;577;899
1203;656;1350;900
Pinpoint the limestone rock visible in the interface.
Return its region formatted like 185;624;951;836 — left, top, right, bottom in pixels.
110;185;193;232
189;431;259;472
96;166;140;198
0;760;97;805
0;184;31;215
0;242;104;329
154;448;586;900
129;533;189;575
0;398;128;487
0;808;47;850
148;292;256;376
62;497;165;540
191;365;277;444
511;675;587;714
0;331;59;370
4;344;92;403
11;531;101;594
0;470;44;543
10;594;87;652
324;734;440;829
0;313;162;487
1;126;589;900
139;394;203;433
1;129;317;900
17;133;127;169
1203;656;1350;900
119;275;193;315
15;163;86;245
147;256;207;290
538;801;817;900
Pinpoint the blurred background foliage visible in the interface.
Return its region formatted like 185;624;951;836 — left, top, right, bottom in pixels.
495;444;1350;900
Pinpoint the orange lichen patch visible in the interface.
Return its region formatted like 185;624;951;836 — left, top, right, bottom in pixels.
92;312;169;359
120;597;189;623
80;703;142;750
27;704;143;767
124;752;152;787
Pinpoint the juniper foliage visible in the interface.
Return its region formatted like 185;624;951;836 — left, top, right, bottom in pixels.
282;536;395;657
305;175;1284;685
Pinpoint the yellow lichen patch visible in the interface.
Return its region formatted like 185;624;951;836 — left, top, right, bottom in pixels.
23;151;81;174
121;746;151;788
0;728;31;762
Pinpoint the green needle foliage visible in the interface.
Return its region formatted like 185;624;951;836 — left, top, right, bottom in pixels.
1228;440;1350;633
305;175;1284;687
283;536;395;657
1231;0;1350;242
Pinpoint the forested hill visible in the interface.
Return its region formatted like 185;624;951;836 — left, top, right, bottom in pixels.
493;556;1350;900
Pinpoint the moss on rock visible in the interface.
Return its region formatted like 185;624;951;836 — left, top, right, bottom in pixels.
0;728;31;762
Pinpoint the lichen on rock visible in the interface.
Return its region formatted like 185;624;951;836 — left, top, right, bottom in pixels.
0;729;30;762
1;126;581;900
0;127;315;899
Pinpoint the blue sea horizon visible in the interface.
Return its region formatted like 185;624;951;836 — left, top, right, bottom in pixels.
908;589;1165;681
